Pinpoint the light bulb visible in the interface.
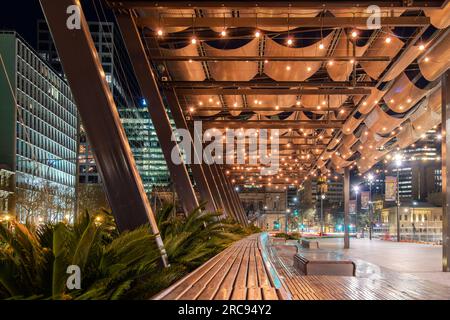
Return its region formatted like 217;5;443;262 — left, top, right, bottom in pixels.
221;29;227;37
351;30;358;38
287;38;293;46
319;43;324;50
156;29;163;36
385;36;392;44
419;44;425;51
328;60;334;66
424;56;429;62
286;65;291;71
307;66;312;72
191;36;197;44
255;30;261;38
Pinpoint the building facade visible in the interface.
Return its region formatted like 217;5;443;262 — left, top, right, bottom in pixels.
37;20;170;192
0;31;78;222
381;203;442;243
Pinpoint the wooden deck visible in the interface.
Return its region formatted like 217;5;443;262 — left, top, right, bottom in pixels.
153;235;450;300
271;243;450;300
152;234;289;300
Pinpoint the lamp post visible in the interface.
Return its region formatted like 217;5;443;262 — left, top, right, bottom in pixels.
353;185;360;234
367;173;374;240
320;194;326;236
394;153;403;242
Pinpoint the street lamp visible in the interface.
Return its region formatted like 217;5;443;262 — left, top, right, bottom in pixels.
394;153;403;242
285;208;291;233
353;185;360;234
367;173;375;240
320;194;326;236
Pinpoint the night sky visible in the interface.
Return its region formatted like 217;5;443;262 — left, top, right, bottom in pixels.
0;0;109;47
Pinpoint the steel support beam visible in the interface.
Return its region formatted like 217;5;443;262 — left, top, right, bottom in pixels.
107;1;443;9
191;107;351;113
166;81;376;88
224;168;248;225
163;88;217;212
115;11;199;214
212;164;240;222
138;16;430;28
38;0;168;264
200;120;343;129
443;69;450;272
344;167;350;249
177;88;370;95
221;167;246;222
151;56;390;62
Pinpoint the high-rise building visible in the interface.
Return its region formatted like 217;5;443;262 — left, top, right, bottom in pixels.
388;129;441;201
37;20;170;192
0;31;78;222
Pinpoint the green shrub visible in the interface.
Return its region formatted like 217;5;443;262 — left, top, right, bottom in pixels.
0;204;255;300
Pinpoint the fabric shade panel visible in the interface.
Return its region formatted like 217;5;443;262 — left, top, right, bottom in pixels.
326;31;368;81
358;87;386;114
383;72;427;113
360;29;404;80
331;153;352;170
184;95;223;116
342;115;363;134
424;2;450;29
342;133;358;148
300;93;347;110
364;105;403;135
418;31;450;82
224;95;245;116
395;122;421;149
427;87;442;113
382;44;422;82
359;127;390;150
263;32;334;81
137;8;193;33
160;44;206;81
203;39;259;81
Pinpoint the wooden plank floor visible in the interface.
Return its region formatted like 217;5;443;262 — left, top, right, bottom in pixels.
153;234;283;300
270;243;450;300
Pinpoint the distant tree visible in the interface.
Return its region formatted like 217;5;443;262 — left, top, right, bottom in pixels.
76;183;110;215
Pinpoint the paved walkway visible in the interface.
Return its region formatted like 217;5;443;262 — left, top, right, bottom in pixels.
314;238;450;287
271;238;450;300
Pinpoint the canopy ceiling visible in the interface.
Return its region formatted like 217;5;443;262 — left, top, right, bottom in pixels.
107;0;449;188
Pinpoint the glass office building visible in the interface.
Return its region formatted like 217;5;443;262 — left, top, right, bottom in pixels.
37;20;170;192
0;31;77;222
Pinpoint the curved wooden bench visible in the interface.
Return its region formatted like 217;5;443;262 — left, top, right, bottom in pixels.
152;233;289;300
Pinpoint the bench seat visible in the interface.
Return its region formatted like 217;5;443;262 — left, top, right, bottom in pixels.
152;234;288;300
293;252;356;276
